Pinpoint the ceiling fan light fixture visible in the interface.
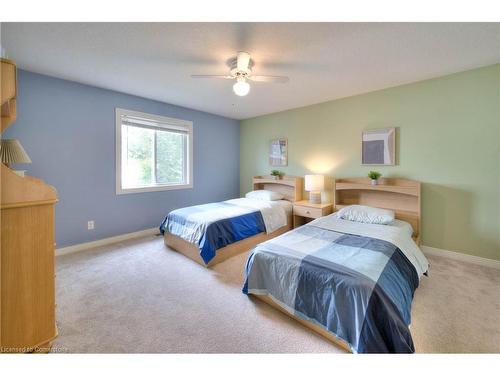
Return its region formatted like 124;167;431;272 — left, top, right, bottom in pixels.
191;51;288;97
233;78;250;96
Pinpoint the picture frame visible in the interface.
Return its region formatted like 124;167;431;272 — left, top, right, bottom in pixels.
269;138;288;166
362;128;396;165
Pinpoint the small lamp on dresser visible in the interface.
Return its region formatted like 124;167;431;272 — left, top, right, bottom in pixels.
305;174;325;204
0;138;32;176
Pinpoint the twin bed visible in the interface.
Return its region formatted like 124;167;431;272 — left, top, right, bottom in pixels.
160;176;302;267
160;175;429;353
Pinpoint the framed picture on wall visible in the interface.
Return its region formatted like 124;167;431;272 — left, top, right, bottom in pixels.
362;128;396;165
269;138;288;166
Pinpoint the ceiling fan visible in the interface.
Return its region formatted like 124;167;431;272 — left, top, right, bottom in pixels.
191;52;289;96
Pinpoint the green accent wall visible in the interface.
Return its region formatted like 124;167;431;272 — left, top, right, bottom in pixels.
240;64;500;260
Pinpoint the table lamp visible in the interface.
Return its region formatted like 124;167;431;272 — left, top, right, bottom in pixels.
305;174;324;204
0;139;32;176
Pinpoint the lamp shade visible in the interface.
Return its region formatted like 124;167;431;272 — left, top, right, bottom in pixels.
0;139;32;165
304;174;325;192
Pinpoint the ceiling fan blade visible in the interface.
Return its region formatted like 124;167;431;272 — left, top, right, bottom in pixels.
248;75;289;83
190;75;233;79
236;52;251;72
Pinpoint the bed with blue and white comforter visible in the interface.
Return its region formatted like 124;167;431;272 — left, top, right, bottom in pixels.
160;198;289;265
243;214;429;353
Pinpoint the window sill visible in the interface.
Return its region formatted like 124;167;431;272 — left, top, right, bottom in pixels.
116;183;193;195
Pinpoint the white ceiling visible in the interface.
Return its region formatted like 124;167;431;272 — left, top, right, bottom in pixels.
2;23;499;120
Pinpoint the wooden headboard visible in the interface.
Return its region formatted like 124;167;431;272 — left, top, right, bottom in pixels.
334;177;421;244
253;176;303;202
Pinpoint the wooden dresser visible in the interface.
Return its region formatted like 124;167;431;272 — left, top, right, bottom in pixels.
1;58;58;353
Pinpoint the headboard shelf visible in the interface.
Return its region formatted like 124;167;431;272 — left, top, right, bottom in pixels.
253;175;303;202
334;177;421;245
253;175;299;187
335;182;418;197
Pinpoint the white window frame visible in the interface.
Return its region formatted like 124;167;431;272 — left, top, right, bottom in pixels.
116;108;193;195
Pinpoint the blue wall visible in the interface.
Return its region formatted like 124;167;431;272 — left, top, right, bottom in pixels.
4;70;240;247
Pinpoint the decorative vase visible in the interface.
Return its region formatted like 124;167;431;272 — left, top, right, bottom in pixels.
272;175;279;180
371;179;378;186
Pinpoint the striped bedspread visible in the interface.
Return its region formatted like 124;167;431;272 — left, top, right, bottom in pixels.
243;214;429;353
160;198;288;265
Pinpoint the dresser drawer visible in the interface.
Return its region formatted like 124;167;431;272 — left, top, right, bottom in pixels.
293;205;323;219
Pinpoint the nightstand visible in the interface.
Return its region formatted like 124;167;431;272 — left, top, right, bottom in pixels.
293;200;333;228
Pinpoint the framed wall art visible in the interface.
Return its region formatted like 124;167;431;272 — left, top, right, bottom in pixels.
362;128;396;165
269;138;288;166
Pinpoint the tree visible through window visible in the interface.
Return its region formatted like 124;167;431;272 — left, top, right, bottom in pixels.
156;130;184;184
116;109;192;194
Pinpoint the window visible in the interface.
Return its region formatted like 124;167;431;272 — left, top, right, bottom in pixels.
116;108;193;194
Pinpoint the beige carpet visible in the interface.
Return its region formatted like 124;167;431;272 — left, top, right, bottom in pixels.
53;235;500;353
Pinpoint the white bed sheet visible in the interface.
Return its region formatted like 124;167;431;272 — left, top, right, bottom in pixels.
272;200;293;215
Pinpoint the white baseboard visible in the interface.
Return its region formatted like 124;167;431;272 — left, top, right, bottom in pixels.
56;230;500;270
56;227;160;256
421;245;500;270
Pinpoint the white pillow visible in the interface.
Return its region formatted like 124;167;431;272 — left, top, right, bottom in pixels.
337;205;395;225
245;190;284;201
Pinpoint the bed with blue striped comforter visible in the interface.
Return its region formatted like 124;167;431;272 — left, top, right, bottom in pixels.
243;214;429;353
160;198;288;265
